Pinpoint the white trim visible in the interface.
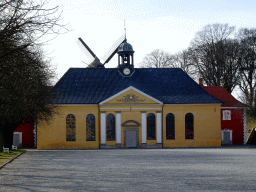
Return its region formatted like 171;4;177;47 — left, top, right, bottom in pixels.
13;132;22;146
99;86;163;105
243;111;247;144
221;129;233;143
222;110;231;120
221;107;246;109
101;112;106;144
157;112;162;144
164;103;222;106
141;112;146;144
100;108;162;110
101;104;162;106
116;112;121;144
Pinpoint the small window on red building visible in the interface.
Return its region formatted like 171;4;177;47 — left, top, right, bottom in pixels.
223;110;231;120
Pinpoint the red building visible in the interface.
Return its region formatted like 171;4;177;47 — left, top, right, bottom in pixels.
13;86;52;148
13;118;36;148
199;79;247;145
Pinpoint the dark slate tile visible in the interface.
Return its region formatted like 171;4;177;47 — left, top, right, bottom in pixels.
51;68;222;104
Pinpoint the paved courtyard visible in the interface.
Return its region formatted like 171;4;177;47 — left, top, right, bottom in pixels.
0;147;256;191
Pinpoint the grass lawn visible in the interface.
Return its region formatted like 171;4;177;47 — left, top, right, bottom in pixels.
0;149;25;166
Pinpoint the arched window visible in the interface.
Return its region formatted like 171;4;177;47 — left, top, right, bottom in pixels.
86;114;95;141
106;114;115;141
166;113;175;140
185;113;194;139
147;113;156;140
66;114;76;141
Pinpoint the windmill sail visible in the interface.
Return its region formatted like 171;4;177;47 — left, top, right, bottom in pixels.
77;35;125;68
77;37;105;68
77;38;97;62
102;35;125;64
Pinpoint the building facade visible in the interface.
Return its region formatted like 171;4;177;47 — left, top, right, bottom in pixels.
37;39;222;149
200;80;247;145
14;118;36;148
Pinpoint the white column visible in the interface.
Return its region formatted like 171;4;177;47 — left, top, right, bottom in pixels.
101;111;106;145
116;112;121;144
243;110;247;144
141;112;146;144
157;111;162;144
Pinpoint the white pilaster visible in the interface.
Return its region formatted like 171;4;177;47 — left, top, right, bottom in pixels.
157;112;162;144
243;110;247;144
101;112;106;144
141;112;146;143
116;112;121;144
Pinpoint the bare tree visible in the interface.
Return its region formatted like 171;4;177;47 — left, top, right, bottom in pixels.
172;49;196;78
190;23;240;93
237;28;256;117
0;0;68;151
139;49;197;79
139;49;174;68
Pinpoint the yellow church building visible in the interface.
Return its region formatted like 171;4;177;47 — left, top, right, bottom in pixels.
37;38;222;149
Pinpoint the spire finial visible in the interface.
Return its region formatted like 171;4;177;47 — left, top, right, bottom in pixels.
124;19;127;41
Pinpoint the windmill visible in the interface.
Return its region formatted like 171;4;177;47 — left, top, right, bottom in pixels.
77;36;126;68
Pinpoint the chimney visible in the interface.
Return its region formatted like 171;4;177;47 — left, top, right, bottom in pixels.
199;78;203;87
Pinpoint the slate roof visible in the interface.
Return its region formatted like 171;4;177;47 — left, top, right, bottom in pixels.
51;68;222;104
202;86;246;107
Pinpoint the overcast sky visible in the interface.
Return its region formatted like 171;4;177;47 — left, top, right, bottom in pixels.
44;0;256;96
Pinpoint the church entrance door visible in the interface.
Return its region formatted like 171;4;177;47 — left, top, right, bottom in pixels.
125;130;137;148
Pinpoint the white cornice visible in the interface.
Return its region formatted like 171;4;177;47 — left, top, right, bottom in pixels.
221;107;246;109
101;103;162;106
99;108;162;110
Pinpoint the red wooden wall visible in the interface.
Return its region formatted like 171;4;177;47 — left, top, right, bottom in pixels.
14;119;35;147
221;108;244;145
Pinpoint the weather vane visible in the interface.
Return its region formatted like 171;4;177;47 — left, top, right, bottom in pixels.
124;19;126;40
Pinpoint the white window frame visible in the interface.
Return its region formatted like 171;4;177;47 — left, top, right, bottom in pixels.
13;132;22;146
221;129;233;142
222;110;231;120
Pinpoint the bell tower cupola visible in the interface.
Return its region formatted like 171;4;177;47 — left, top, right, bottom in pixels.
118;21;135;76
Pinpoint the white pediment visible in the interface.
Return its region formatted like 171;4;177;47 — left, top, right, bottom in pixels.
99;86;163;105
